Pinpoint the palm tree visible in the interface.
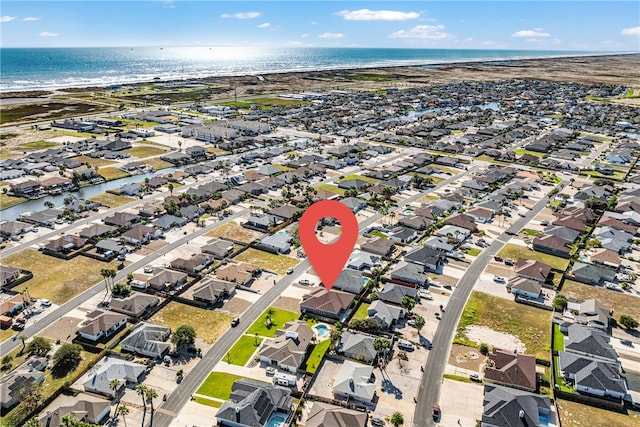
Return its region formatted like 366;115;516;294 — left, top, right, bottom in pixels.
109;378;122;414
145;387;158;427
116;404;130;427
19;334;28;352
135;384;148;426
100;268;111;296
414;315;425;336
24;418;42;427
167;182;174;195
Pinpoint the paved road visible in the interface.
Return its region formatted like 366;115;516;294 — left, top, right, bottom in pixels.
414;180;566;427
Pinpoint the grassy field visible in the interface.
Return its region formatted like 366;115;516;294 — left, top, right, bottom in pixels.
272;164;294;172
196;372;246;400
497;243;569;271
466;248;482;256
20;140;59;150
302;339;331;374
72;155;116;167
247;307;300;338
315;184;346;196
0;193;26;209
89;192;136;208
145;158;174;170
150;302;234;344
561;280;640;319
521;228;542;236
352;302;370;321
513;149;548;158
206;221;263;243
431;164;459;175
1;350;98;427
98;167;130;181
557;399;640;427
234;248;300;275
193;396;222;408
338;174;379;185
553;324;565;351
7;249;117;304
457;291;552;361
224;335;263;366
126;145;168;158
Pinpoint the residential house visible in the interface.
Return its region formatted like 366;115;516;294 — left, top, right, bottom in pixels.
368;300;405;330
388;226;419;244
192;277;236;305
563;323;618;362
43;235;87;254
484;349;537;392
568;299;610;330
594;227;633;254
332;360;376;403
120;322;171;358
398;215;432;230
201;238;235;259
436;225;471;242
121;224;161;245
347;251;381;271
300;288;355;321
147;269;188;290
390;261;428;287
82;357;146;397
154;214;188;230
0;265;20;288
481;384;551;427
558;351;627;399
532;234;571;259
0;358;47;409
443;213;478;233
305;402;367;427
258;234;292;254
332;269;366;294
79;223;116;240
514;260;551;284
259;320;313;372
37;396;110;426
77;310;127;342
377;283;418;306
216;262;261;285
404;245;446;272
570;262;616;286
422;236;455;253
360;238;396;257
95;239;126;257
244;214;279;232
103;212;140;228
170;254;213;274
589;248;622;269
0;220;34;237
215;379;292;427
109;293;159;318
340;197;367;213
337;331;377;363
467;207;494;224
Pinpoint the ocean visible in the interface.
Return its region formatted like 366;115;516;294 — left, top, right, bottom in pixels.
0;47;604;93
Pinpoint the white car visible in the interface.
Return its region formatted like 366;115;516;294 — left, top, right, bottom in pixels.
494;275;507;283
40;299;52;307
265;367;276;376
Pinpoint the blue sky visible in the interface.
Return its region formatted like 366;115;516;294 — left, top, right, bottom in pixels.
1;1;639;50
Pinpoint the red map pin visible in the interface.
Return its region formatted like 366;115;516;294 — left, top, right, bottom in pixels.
299;200;358;291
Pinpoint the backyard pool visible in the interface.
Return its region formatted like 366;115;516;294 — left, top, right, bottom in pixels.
313;324;331;338
266;415;286;427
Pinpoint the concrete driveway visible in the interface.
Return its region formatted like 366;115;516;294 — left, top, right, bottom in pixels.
436;379;484;427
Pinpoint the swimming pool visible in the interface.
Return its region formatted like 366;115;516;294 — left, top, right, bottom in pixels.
314;324;330;337
266;415;286;427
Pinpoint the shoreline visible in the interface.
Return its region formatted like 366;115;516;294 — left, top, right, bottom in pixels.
1;51;638;97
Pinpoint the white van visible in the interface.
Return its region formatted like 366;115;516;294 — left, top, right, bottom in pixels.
398;339;415;351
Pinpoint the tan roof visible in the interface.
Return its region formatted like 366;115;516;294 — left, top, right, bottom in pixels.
590;248;622;267
484;348;537;392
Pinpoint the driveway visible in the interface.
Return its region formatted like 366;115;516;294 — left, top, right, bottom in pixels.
437;379;484;426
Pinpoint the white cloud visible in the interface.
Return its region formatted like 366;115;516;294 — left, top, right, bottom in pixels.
162;0;175;9
1;16;17;22
318;32;345;39
220;12;261;20
389;25;451;40
22;17;41;22
336;9;419;21
39;31;59;37
257;22;271;29
511;29;550;38
301;33;310;38
621;26;640;36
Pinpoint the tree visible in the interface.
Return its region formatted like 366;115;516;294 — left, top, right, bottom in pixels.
19;334;28;352
171;324;196;348
24;418;42;427
135;384;148;425
167;182;174;195
414;315;425;335
390;411;404;427
111;283;132;298
53;343;83;372
372;337;391;361
145;387;158;427
109;378;122;411
44;200;55;209
552;294;568;311
348;318;382;333
620;315;639;330
479;343;490;356
20;382;43;411
1;354;13;370
27;336;52;356
116;404;130;427
401;296;416;313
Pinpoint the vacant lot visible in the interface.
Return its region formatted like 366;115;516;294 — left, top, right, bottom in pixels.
338;174;379;185
150;302;234;344
315;184;346;196
206;221;263;243
72;155;116;167
98;166;130;181
557;399;640;427
0;193;25;209
561;280;640;320
457;291;552;361
246;307;299;338
126;145;168;158
224;335;262;366
145;158;174;170
234;248;300;275
20;140;59;150
8;249;117;304
196;372;246;400
89;192;135;208
497;243;569;271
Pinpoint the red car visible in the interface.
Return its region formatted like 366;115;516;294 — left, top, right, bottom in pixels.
494;256;503;262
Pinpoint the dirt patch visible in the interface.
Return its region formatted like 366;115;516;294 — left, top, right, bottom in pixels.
448;344;485;371
39;317;80;342
136;240;169;256
435;275;459;286
220;297;252;315
484;264;516;277
271;296;301;313
467;325;526;353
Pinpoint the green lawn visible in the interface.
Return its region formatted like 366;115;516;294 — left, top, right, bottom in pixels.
272;164;294;172
466;248;481;256
553;323;564;351
89;192;135;208
497;243;569;271
369;230;388;238
193;396;222;408
554;356;573;392
150;302;234;344
352;302;370;321
338;174;379;185
0;193;26;209
234;248;300;275
224;335;263;366
126;145;168;158
98;167;130;181
145;158;174;170
514;149;547;158
443;374;476;383
72;155;116;167
315;184;346;196
302;339;331;374
20;140;59;150
521;229;542;237
246;307;300;338
457;291;552;361
196;372;246;400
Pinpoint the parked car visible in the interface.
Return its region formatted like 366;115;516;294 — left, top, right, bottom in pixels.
620;339;633;347
299;279;310;286
40;299;52;307
505;230;516;236
494;275;507;283
504;258;514;266
265;366;276;376
470;373;481;382
371;417;385;426
287;267;294;274
432;404;441;420
231;317;240;327
494;256;503;262
540;220;550;226
407;319;416;327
